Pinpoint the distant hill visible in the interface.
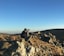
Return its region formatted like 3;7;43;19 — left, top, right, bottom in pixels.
40;29;64;42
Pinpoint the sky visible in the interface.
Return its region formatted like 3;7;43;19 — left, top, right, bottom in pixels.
0;0;64;33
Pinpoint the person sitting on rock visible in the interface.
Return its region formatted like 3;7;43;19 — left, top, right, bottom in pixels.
21;28;30;41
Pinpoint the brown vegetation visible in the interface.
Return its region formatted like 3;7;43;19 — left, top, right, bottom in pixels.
0;29;64;56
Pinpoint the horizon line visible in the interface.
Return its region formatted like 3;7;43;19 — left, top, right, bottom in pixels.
0;28;64;34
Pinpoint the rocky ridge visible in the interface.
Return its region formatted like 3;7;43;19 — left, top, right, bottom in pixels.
0;29;64;56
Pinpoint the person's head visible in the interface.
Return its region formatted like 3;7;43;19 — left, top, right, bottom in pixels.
23;28;27;32
24;28;27;31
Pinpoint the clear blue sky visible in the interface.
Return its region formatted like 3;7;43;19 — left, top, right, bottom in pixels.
0;0;64;33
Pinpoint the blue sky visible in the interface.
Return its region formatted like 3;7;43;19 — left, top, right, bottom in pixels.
0;0;64;33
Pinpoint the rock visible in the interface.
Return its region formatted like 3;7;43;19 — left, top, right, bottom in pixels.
0;29;64;56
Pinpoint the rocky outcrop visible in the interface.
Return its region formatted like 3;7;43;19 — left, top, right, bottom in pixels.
0;29;64;56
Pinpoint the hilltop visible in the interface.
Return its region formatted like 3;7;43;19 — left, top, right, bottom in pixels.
0;29;64;56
